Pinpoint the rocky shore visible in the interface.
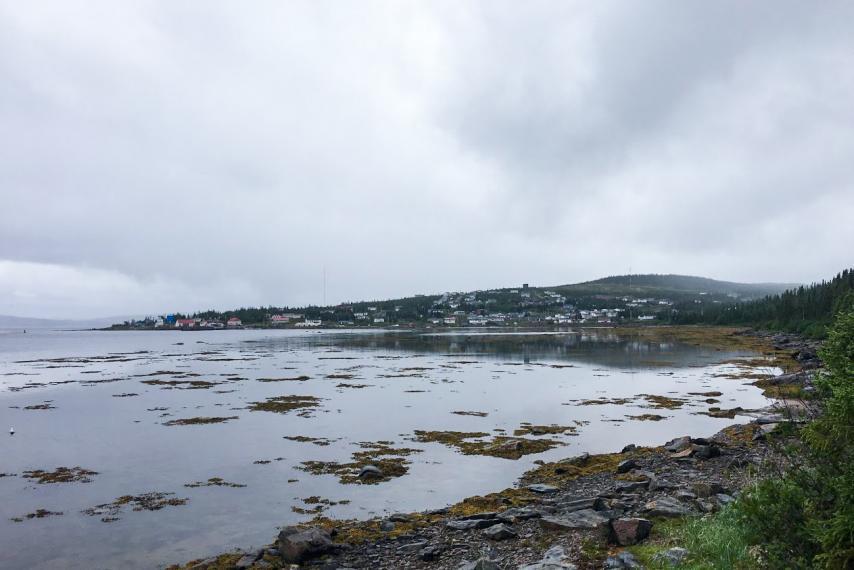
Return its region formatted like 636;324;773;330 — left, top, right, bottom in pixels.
171;330;820;570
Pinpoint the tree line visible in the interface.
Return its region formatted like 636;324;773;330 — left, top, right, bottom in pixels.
671;268;854;337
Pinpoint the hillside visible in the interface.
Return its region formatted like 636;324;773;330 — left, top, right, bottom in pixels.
553;274;795;300
138;273;800;328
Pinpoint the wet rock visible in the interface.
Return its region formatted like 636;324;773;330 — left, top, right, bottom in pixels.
604;551;642;569
484;523;517;540
358;465;383;479
277;526;335;563
642;496;692;517
527;483;559;494
665;436;692;453
653;546;689;566
610;517;652;546
518;545;578;569
616;459;638;474
540;509;610;532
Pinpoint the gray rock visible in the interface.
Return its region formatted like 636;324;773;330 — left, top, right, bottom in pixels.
358;465;383;479
616;459;638;474
276;526;335;563
665;436;692;453
527;484;559;494
485;523;518;540
447;518;502;531
642;496;692;518
518;544;578;569
616;480;649;493
380;519;395;532
388;512;412;522
653;547;689;566
621;444;637;453
610;517;652;546
498;507;542;522
675;489;697;502
396;540;428;552
604;551;643;569
715;493;735;506
540;509;610;532
692;445;720;459
560;496;606;512
418;544;444;561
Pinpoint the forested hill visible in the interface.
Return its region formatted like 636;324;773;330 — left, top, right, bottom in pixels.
673;268;854;337
574;274;796;298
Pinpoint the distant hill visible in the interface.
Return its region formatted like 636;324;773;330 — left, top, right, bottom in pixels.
555;274;797;300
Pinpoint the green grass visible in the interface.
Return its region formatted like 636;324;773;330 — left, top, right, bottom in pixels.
627;509;753;569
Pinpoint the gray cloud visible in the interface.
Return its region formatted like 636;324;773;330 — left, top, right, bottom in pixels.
1;1;852;318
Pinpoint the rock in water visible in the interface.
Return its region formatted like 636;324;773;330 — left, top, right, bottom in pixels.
358;465;383;479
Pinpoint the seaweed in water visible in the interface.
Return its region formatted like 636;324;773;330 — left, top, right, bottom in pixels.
23;466;98;484
82;492;189;522
162;416;238;426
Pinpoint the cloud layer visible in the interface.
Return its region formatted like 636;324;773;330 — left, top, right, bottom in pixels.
2;1;852;318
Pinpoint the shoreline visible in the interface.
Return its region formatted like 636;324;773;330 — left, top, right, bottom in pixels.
167;329;819;570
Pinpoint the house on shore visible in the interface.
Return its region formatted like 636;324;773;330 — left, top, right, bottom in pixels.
227;317;242;327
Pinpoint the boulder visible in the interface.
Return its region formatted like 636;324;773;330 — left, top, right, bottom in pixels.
621;444;637;453
276;526;335;563
665;436;692;453
642;497;692;518
388;512;412;522
484;523;518;540
616;459;638;474
610;517;652;546
692;445;720;459
379;519;395;532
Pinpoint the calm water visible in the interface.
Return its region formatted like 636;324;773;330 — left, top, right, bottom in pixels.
0;328;773;569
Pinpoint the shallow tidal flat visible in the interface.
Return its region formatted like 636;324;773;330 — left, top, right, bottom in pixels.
0;328;776;569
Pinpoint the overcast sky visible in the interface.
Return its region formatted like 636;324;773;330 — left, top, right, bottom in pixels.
1;2;852;319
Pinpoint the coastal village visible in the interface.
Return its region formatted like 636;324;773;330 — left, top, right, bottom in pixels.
116;283;686;330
